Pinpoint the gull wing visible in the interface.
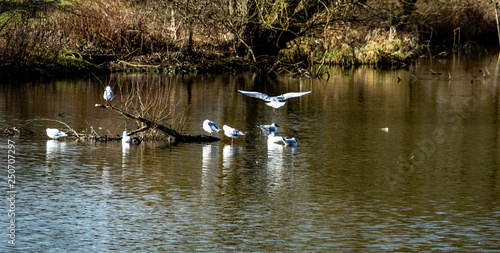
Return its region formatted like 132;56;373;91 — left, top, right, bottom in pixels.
276;91;311;101
238;90;272;101
204;120;220;133
209;121;220;132
222;125;236;134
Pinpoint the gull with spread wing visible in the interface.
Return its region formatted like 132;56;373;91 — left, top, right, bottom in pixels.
238;90;311;111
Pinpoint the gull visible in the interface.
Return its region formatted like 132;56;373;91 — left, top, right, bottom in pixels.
103;86;114;105
257;123;279;133
46;128;67;139
267;132;284;144
122;130;130;143
282;137;297;146
122;131;141;145
203;119;220;136
223;125;247;144
238;90;311;110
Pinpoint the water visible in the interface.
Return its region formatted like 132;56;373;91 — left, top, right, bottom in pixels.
1;55;500;252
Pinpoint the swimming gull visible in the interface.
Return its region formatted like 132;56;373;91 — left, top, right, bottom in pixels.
267;132;284;144
257;123;279;133
46;128;67;139
122;131;141;145
282;137;297;146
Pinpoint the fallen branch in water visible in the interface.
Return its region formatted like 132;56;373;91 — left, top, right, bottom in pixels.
95;104;220;143
2;119;79;137
117;60;160;68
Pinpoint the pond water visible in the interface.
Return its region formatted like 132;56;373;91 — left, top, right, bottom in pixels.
1;55;500;252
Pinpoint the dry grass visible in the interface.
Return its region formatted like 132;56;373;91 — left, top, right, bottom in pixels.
356;27;422;65
279;0;495;68
56;0;234;57
0;10;64;67
0;0;498;72
280;26;422;68
0;0;233;70
413;0;497;46
58;0;174;55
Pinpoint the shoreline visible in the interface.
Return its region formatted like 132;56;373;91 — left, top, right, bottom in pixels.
1;44;498;80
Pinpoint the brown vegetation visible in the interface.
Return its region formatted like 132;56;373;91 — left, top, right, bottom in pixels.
0;0;498;76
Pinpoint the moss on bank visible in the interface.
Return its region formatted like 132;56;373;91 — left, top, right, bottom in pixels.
0;51;252;79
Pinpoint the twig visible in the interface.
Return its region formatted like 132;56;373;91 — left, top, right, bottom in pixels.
495;3;500;48
95;104;220;142
22;118;80;138
117;60;160;68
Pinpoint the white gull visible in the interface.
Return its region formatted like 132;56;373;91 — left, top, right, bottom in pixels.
203;119;221;136
46;128;67;139
238;90;311;110
222;125;247;144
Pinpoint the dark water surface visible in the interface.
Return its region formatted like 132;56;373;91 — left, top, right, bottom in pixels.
1;55;500;252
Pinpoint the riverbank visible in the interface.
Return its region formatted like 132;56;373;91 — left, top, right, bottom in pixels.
1;0;498;78
0;53;251;79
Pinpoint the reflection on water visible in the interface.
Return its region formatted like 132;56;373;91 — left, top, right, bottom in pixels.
1;56;500;251
46;140;66;161
267;141;285;195
201;144;219;202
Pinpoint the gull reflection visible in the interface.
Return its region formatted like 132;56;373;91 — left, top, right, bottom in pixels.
121;141;130;177
201;144;219;201
267;141;284;171
221;144;241;193
202;144;218;170
122;142;130;157
122;140;142;170
45;140;68;186
101;164;110;193
222;144;241;168
46;140;66;164
46;139;66;152
266;139;296;194
266;141;285;194
284;144;297;155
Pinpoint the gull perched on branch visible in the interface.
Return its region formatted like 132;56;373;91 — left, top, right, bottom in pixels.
46;128;67;139
203;119;220;136
238;90;311;110
103;86;114;105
